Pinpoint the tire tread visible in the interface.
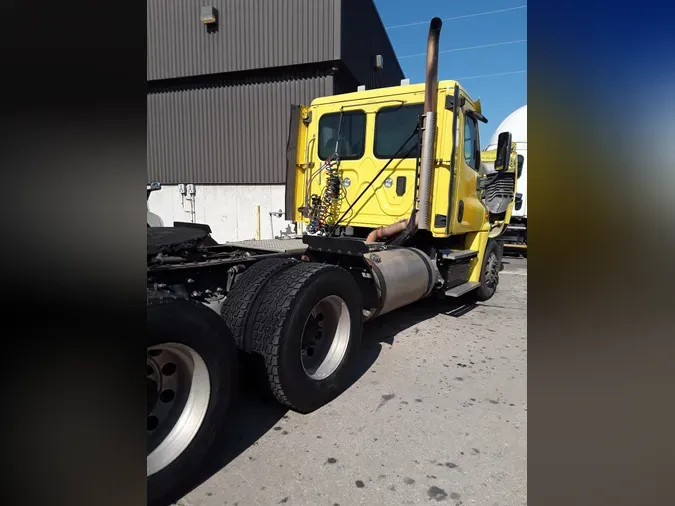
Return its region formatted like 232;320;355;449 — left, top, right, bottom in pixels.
221;257;298;350
474;239;500;301
251;262;341;412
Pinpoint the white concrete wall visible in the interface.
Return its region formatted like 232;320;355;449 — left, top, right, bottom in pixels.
147;184;297;243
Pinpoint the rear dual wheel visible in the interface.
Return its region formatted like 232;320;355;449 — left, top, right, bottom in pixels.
221;257;299;350
224;261;363;414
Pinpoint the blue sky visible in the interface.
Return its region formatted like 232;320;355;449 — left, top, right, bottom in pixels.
373;0;527;148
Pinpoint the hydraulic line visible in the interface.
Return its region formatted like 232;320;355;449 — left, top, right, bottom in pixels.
306;112;348;235
388;114;423;246
307;154;347;235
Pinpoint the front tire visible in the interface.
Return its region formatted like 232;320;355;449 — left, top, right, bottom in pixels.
250;262;363;414
147;291;237;506
474;239;502;301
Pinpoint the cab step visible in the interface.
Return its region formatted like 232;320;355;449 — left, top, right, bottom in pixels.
445;281;480;298
440;249;478;262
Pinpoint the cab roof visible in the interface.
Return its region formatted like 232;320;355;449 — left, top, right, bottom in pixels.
310;79;482;114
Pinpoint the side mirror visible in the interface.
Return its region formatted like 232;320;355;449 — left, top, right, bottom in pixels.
494;132;513;172
517;155;524;179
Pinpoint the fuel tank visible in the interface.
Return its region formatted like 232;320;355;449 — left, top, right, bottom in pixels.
363;248;439;318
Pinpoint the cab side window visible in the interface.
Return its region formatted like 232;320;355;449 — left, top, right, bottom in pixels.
464;115;478;170
317;111;366;160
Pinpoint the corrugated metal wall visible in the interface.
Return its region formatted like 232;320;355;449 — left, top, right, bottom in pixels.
148;74;333;184
147;0;405;184
339;0;404;90
147;0;341;80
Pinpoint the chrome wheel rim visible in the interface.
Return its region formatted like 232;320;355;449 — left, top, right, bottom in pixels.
300;295;351;380
147;343;211;477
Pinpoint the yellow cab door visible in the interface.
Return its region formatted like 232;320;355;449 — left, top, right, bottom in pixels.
358;101;424;225
305;90;426;230
447;107;486;234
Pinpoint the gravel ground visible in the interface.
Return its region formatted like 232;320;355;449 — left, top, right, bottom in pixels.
177;257;527;506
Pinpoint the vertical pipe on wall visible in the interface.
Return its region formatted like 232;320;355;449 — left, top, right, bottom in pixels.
254;205;261;240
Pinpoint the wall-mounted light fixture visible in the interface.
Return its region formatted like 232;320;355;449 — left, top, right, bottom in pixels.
374;54;384;70
200;6;217;24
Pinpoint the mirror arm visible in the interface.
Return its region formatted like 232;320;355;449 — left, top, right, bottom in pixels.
467;110;488;124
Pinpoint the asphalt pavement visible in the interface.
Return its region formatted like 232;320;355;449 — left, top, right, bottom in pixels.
176;257;527;506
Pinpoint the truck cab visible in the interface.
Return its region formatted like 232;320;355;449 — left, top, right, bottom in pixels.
285;80;518;242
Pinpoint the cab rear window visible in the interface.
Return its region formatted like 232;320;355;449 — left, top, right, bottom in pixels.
317;111;366;160
374;103;424;159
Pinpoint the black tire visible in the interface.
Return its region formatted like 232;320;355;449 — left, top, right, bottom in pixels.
251;262;363;414
474;239;502;302
147;291;237;506
220;257;299;351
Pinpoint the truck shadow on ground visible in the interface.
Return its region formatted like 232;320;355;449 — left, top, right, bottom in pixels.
367;295;479;346
163;296;475;506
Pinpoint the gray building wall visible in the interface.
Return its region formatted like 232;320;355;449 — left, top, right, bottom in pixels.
147;0;341;81
147;0;404;185
148;72;333;184
339;0;405;90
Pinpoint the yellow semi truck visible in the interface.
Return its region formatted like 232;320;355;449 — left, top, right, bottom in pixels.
146;17;519;505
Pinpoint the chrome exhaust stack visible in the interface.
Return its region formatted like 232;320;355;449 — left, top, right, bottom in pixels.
417;17;442;231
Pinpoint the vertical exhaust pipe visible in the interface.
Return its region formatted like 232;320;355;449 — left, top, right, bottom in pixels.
417;17;442;231
423;17;442;117
365;17;442;243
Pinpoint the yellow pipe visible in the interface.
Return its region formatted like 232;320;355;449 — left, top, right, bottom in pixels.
254;205;261;240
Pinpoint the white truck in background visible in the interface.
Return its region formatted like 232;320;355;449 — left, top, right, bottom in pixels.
486;105;527;252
